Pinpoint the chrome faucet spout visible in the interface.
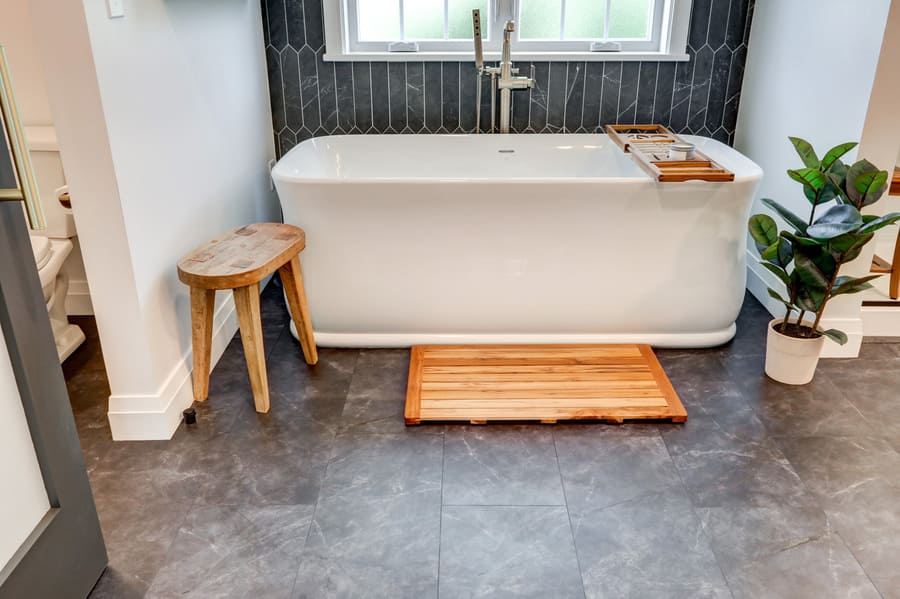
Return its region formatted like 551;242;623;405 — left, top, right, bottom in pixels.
501;21;514;72
474;18;534;134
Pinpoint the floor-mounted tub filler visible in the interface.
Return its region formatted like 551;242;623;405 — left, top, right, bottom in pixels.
272;133;762;348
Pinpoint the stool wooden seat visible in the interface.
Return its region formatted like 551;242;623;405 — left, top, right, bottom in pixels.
178;223;317;413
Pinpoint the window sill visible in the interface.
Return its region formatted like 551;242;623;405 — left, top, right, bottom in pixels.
322;51;690;62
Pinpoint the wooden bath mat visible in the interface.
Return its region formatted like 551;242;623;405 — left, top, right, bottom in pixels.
404;344;686;425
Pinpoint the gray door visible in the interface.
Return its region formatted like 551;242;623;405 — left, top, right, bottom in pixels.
0;202;107;597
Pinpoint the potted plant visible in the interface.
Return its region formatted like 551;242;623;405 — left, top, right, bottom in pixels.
748;137;900;385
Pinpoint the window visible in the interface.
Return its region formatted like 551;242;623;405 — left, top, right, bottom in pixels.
323;0;693;61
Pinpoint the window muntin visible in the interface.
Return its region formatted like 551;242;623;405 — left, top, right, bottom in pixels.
329;0;688;59
516;0;664;52
349;0;492;52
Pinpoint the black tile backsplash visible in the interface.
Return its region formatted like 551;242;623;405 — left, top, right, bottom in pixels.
262;0;754;156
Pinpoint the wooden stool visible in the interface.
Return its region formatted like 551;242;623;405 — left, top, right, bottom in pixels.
177;223;317;413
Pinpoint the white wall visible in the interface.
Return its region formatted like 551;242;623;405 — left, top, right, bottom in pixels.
29;0;279;439
0;0;52;126
734;0;892;357
859;0;900;226
0;323;51;570
2;0;94;316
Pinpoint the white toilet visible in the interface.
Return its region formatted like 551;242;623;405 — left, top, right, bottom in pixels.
24;126;86;362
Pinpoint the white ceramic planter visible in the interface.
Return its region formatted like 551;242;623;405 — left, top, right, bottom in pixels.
764;318;826;385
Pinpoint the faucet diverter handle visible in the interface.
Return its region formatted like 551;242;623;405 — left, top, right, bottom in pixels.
472;9;484;71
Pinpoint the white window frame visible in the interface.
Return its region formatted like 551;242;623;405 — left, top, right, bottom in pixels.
323;0;693;62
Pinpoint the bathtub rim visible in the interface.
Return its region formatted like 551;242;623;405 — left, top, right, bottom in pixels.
289;321;738;349
271;133;764;186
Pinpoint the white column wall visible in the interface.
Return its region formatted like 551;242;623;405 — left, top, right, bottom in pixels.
29;0;279;439
734;0;892;357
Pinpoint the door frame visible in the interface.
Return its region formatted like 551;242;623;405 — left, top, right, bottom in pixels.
0;203;106;598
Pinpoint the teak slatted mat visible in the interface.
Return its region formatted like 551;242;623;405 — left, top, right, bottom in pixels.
605;124;735;183
404;344;687;425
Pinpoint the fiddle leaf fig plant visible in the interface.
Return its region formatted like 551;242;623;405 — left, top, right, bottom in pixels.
748;137;900;345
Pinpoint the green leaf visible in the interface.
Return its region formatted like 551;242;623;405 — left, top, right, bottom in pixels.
761;198;808;234
788;168;828;199
794;254;828;312
828;232;874;262
794;251;829;291
857;212;900;235
845;160;881;207
795;286;821;312
828;164;851;204
830;274;880;297
761;261;792;289
760;242;779;262
782;231;821;248
767;288;792;307
777;237;793;268
748;214;779;252
806;204;863;239
820;142;857;171
819;328;848;345
842;238;875;263
789;137;819;169
853;169;889;207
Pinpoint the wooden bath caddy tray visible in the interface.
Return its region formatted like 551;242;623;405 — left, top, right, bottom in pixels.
605;124;734;183
404;344;687;425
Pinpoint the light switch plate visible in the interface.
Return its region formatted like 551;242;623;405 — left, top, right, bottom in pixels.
107;0;125;18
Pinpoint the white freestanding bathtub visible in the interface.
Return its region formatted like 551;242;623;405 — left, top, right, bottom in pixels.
273;134;762;348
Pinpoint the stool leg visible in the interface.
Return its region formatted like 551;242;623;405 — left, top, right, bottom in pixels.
190;287;215;402
279;254;318;365
233;284;270;413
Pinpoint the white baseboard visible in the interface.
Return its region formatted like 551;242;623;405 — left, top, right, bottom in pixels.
107;295;238;440
65;279;94;316
862;304;900;337
746;253;863;358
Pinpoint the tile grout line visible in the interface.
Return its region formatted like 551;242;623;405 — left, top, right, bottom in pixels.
657;427;737;599
833;530;886;598
551;430;588;599
141;493;201;595
436;432;446;598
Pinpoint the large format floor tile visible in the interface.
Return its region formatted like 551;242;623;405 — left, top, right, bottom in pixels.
67;287;900;598
442;426;566;506
555;426;680;517
292;492;442;599
145;504;314;599
573;491;731;599
439;506;583;599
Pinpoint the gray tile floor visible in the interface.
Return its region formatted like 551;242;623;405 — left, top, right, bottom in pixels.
67;279;900;599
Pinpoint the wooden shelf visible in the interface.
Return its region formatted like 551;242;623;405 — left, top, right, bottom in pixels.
605;124;735;183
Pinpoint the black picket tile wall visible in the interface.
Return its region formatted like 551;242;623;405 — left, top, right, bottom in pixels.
263;0;754;156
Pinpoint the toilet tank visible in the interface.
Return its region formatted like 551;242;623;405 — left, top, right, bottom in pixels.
23;126;75;239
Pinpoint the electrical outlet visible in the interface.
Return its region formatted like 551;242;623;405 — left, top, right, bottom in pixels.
107;0;125;18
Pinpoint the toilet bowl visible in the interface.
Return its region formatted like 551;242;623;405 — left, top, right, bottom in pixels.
30;235;85;361
24;125;89;362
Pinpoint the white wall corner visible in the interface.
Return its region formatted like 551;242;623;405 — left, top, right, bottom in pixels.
107;294;239;440
64;279;94;316
746;253;863;359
